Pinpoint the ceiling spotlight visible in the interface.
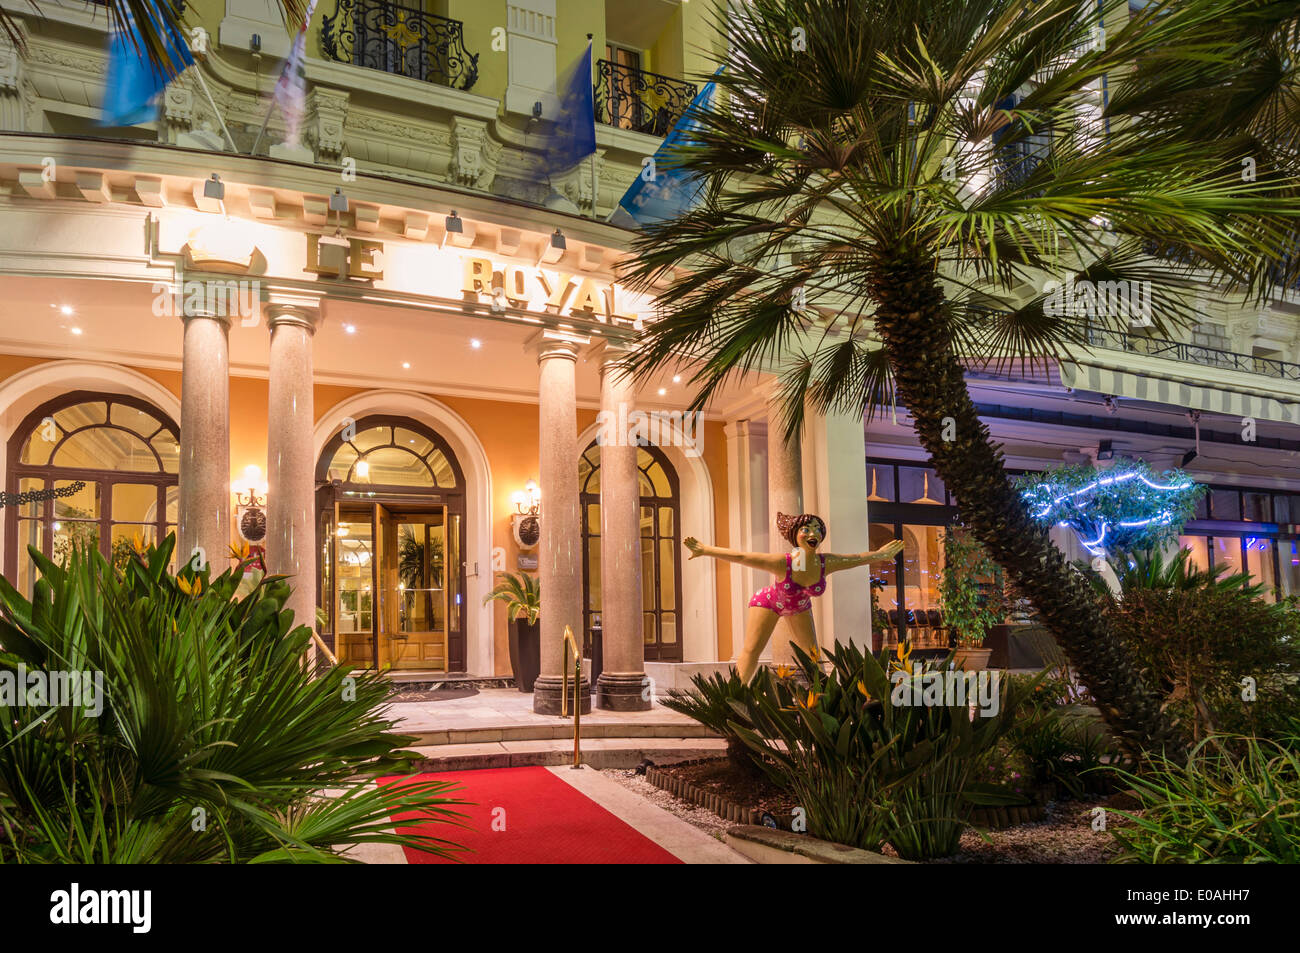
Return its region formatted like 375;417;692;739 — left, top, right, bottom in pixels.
550;228;566;250
658;387;667;396
329;188;349;213
470;338;481;349
70;327;83;336
203;173;225;201
60;305;74;316
402;361;411;369
1180;449;1198;467
343;323;356;334
445;211;463;234
672;375;681;384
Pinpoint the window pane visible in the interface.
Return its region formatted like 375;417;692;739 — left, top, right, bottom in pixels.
1244;537;1277;602
1279;539;1300;599
869;523;899;614
645;460;670;497
905;525;943;645
447;514;462;633
358;447;431;486
1243;492;1272;522
1180;535;1210;574
643;612;656;645
640;538;655;605
581;449;602;494
19;424;58;465
658;507;673;537
52;521;98;565
112;483;158;523
640;505;654;537
660;612;677;644
16;478;44;518
1193;492;1210;520
428;449;456;487
587;538;602;610
327;442;359;482
659;539;676;610
1212;537;1243;577
55;480;99;520
109;403;162;435
53;428;158;472
1210;490;1241;521
867;463;895;502
898;467;943;505
587;503;601;535
54;401;105;432
394;427;434;458
351;425;390;453
15;520;42;598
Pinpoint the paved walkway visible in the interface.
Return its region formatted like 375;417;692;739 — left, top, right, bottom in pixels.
348;766;750;865
388;687;698;737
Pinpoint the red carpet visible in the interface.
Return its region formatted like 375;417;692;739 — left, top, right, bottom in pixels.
382;767;683;864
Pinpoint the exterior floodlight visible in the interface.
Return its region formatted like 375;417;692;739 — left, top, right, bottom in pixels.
203;174;225;201
551;228;566;250
329;189;349;213
446;211;463;233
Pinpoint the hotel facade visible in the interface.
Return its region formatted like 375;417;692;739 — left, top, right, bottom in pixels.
2;0;1299;713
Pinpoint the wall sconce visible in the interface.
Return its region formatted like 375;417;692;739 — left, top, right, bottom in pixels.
232;464;268;543
511;479;540;550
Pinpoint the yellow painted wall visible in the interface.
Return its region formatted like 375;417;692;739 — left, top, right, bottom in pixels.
447;0;510;104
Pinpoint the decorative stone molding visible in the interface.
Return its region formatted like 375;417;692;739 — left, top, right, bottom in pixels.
161;83;195;142
448;117;501;192
556;149;605;215
305;87;350;164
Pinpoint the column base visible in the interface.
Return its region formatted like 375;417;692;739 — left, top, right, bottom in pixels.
532;675;591;715
596;672;652;711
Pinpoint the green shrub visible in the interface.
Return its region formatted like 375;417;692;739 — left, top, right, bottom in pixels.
663;670;763;774
1096;549;1300;742
1110;731;1300;864
726;642;1035;859
0;537;469;863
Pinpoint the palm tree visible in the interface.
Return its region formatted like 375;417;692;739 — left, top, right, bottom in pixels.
621;0;1300;757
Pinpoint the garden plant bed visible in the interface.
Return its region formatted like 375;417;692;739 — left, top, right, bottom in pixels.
646;758;797;826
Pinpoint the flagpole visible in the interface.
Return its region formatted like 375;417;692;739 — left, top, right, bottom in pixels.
587;35;596;219
190;59;240;153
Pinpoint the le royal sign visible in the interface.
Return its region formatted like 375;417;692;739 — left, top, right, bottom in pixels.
304;234;651;328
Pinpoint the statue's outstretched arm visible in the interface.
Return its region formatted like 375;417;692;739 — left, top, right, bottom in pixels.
824;539;905;574
683;537;786;575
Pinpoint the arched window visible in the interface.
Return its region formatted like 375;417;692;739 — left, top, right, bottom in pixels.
316;416;467;672
579;441;683;662
5;392;180;595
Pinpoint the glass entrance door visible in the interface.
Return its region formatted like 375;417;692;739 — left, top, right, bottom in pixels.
334;504;376;667
377;505;449;671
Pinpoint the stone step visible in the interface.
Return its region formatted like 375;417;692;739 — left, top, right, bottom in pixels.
404;722;719;746
409;737;729;773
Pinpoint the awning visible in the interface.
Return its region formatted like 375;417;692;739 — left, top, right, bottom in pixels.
1059;361;1300;426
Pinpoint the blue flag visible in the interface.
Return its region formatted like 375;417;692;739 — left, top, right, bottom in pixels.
614;69;721;227
538;41;597;182
102;2;194;128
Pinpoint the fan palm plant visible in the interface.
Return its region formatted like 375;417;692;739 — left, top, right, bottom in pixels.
482;571;541;625
0;537;468;863
621;0;1300;757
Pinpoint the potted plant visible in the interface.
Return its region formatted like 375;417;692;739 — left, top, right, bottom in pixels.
483;571;541;692
939;526;1006;671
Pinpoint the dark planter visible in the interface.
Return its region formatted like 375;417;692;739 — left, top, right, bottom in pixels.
508;618;541;693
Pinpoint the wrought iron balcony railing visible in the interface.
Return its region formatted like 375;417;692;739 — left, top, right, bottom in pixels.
594;59;697;138
1083;325;1300;382
321;0;479;92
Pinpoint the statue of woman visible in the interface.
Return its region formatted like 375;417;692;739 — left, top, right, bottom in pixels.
684;513;904;683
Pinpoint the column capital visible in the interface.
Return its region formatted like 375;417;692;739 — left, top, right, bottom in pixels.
526;327;588;363
266;296;321;333
181;305;232;328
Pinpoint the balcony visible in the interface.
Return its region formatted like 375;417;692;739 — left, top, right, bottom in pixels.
594;59;697;138
1083;326;1300;382
320;0;479;92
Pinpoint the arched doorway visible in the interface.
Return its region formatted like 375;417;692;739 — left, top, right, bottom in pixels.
316;416;467;672
579;441;683;663
4;391;180;595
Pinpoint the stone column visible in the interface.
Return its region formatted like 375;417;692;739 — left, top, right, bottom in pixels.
266;301;318;641
804;408;871;653
178;307;231;575
594;347;649;710
766;394;804;667
724;418;768;661
533;332;590;714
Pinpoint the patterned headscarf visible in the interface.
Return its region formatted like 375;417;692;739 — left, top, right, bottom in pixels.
776;512;826;547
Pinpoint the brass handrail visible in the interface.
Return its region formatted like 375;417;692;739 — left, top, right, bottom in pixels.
311;630;339;667
559;625;582;768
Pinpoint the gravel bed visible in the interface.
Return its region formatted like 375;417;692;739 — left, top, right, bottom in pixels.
600;768;733;840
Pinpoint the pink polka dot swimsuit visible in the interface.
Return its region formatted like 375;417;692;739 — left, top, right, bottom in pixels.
748;553;827;617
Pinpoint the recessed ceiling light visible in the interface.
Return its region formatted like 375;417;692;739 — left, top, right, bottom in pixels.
658;387;667;396
60;305;74;316
402;362;410;369
672;375;681;383
470;338;481;349
343;323;356;334
70;327;83;336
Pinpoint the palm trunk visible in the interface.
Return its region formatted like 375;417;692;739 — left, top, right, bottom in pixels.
868;251;1188;759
